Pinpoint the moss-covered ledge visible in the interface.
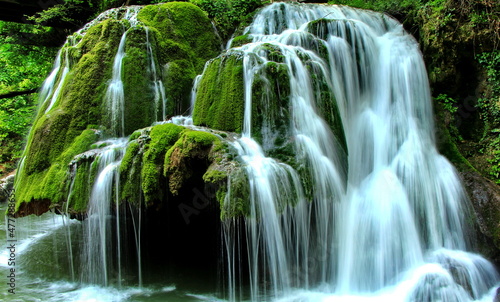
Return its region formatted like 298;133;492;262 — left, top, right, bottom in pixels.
118;123;238;212
13;128;101;217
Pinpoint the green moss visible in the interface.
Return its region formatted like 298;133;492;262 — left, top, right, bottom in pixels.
164;129;218;195
203;168;227;184
141;123;184;205
260;43;285;63
158;38;191;61
120;141;141;175
129;130;142;141
222;167;250;219
138;2;222;115
67;161;94;213
231;34;252;48
138;2;221;71
80;19;125;54
14;129;99;212
165;59;197;114
193;51;245;132
122;26;157;135
14;17;125;215
120;141;143;203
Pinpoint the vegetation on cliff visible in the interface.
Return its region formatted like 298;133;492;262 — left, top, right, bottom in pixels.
0;21;58;176
11;3;223;215
119;123;231;210
2;0;499;230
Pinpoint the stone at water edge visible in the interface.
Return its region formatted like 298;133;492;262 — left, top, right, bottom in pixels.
460;171;500;265
0;173;15;203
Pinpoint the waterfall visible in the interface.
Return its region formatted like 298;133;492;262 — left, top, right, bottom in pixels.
219;3;500;301
145;28;167;122
41;41;71;114
81;138;127;286
105;32;128;137
40;7;141;116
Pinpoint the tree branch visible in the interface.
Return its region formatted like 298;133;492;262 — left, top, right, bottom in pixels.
0;88;38;99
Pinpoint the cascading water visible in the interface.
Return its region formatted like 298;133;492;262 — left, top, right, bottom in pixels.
40;39;72;114
9;2;500;302
81;138;127;286
218;3;500;301
145;28;167;121
106;31;128;138
39;7;141;115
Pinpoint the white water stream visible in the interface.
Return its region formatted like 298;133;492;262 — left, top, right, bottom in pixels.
7;3;500;302
219;3;500;301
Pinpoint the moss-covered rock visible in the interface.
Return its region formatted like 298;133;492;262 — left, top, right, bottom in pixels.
117;123;236;211
193;51;245;132
140;123;184;205
138;2;222;114
460;171;500;265
230;34;253;48
221;166;250;219
14;3;223;217
13;16;127;216
14;129;100;215
164;129;220;195
122;26;158;134
119;139;143;205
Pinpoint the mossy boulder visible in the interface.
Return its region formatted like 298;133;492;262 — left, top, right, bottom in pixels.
193;41;345;154
193;51;245;132
13;3;223;217
14;129;100;216
138;2;222;114
230;34;253;48
122;26;158;134
118;123;235;210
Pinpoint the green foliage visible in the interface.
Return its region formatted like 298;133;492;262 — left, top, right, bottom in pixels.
476;51;500;129
0;21;58;175
28;0;100;29
436;93;458;114
190;0;263;41
476;50;500;183
488;144;500;183
328;0;419;15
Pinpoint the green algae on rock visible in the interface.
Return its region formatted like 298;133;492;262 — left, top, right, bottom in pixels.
13;3;223;217
193;51;245;133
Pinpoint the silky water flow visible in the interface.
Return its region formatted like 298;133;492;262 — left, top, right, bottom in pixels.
7;3;500;302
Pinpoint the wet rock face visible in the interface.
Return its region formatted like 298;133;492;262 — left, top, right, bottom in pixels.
0;174;14;203
460;171;500;263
